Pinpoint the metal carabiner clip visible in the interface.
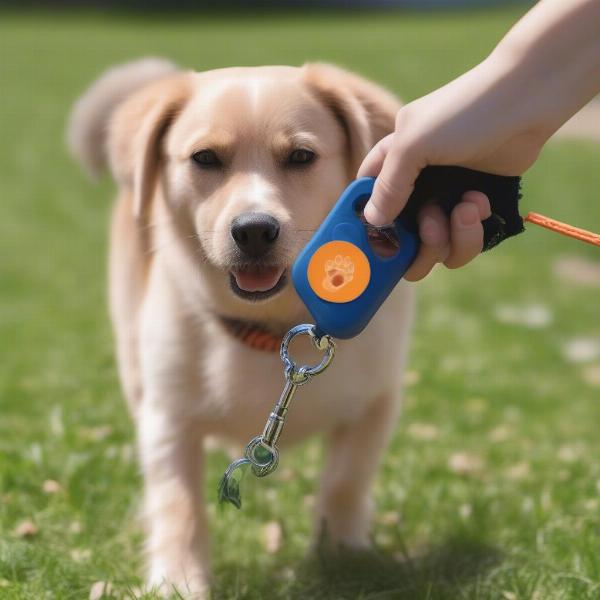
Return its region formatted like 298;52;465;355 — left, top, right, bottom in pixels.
218;324;335;508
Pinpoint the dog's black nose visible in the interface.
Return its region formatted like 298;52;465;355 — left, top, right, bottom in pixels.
230;213;280;257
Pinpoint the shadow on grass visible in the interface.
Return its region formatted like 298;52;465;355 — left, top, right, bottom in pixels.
215;535;502;600
291;537;501;600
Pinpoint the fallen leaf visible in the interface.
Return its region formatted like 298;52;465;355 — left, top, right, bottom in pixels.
42;479;62;494
583;364;600;387
404;370;420;386
70;548;92;563
522;496;534;513
407;423;439;441
494;304;552;328
49;405;64;436
279;567;295;582
466;397;487;414
378;511;400;525
80;425;112;441
302;494;315;509
505;462;530;481
489;425;511;442
562;338;600;363
262;521;282;554
89;581;113;600
120;444;134;463
553;256;600;287
264;488;277;502
277;467;295;482
541;489;552;511
306;444;320;461
558;444;582;463
302;466;317;479
69;521;82;534
448;452;483;475
14;520;38;538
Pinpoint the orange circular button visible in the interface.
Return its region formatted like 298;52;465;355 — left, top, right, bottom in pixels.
307;241;370;303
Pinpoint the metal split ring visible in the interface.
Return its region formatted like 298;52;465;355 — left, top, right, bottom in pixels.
279;324;336;385
244;436;280;477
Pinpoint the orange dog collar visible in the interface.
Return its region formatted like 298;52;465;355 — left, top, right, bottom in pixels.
219;317;283;353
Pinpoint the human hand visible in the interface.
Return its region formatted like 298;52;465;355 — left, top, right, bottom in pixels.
394;186;492;282
358;57;545;280
358;0;600;281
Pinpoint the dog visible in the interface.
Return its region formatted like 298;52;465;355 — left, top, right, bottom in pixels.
68;57;414;598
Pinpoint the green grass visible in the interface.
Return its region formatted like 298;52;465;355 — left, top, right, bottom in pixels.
1;7;600;599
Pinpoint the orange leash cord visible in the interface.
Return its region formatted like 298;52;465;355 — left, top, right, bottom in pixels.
523;212;600;247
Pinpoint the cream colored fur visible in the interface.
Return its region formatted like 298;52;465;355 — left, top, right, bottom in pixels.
69;58;414;599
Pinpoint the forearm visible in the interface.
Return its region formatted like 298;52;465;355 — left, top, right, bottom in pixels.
490;0;600;140
359;0;600;229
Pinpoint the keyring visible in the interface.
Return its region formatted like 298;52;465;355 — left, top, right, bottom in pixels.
280;324;335;384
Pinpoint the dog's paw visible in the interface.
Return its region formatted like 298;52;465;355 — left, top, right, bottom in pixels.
322;254;355;292
312;517;372;553
147;567;209;600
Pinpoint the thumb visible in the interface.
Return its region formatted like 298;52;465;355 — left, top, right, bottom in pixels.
357;133;394;178
363;138;423;227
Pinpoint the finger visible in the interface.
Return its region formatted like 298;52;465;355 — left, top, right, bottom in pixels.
444;201;484;269
461;190;491;219
404;204;450;282
442;191;490;269
363;138;424;227
357;134;394;178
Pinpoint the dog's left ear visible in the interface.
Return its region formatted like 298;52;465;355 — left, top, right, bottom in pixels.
108;73;192;222
303;63;401;172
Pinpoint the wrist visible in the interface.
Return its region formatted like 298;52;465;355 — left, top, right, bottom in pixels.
478;49;554;144
487;0;600;140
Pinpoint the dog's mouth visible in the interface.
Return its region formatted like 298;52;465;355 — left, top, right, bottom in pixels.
229;265;287;301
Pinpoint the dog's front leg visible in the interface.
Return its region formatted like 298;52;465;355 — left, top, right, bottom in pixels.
315;392;399;549
139;403;209;599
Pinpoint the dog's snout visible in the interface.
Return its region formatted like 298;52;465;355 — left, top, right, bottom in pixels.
230;212;280;257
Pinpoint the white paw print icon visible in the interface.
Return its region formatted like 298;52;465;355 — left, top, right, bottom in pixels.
322;255;355;292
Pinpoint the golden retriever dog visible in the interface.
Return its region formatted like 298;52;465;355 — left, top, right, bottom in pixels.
68;58;414;598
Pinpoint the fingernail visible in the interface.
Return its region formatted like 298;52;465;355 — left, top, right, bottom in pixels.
364;202;388;227
457;204;479;227
421;216;439;243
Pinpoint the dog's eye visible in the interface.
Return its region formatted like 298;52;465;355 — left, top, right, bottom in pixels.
191;149;222;168
287;149;316;167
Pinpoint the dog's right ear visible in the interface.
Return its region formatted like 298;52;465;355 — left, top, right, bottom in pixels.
303;63;401;175
108;74;192;222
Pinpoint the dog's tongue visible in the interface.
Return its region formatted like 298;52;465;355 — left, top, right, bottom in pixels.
233;266;284;292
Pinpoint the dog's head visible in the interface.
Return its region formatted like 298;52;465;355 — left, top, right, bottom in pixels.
108;64;399;325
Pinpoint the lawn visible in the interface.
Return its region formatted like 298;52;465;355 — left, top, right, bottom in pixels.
1;6;600;600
